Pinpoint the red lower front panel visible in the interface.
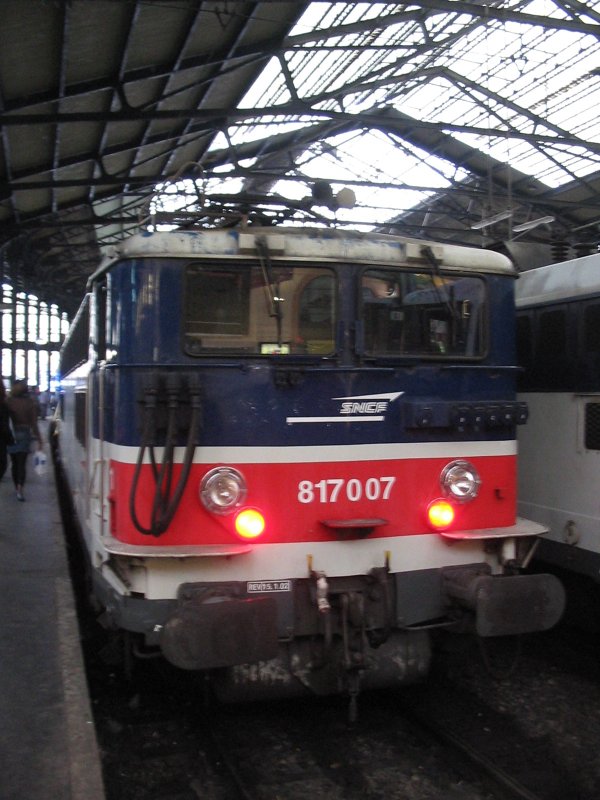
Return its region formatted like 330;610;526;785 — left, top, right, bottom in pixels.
109;451;517;546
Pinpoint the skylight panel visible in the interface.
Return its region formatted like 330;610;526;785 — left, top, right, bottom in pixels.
238;57;290;109
293;1;404;34
265;129;470;229
220;117;321;150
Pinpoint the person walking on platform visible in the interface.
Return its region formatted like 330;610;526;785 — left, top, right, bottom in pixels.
6;379;43;501
0;381;13;481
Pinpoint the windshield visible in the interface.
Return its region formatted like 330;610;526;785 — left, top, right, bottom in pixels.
361;269;486;358
183;262;336;356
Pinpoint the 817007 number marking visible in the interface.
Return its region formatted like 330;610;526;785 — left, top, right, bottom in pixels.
298;476;396;504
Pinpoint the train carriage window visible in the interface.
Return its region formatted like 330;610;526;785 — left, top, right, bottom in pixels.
516;314;533;391
516;314;532;367
298;274;335;354
183;263;336;356
583;303;600;354
184;265;250;336
585;403;600;450
537;309;566;360
361;270;485;358
579;301;600;389
535;307;568;389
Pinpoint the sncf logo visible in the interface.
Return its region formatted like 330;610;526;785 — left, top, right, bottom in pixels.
339;400;388;415
286;391;403;425
335;392;404;420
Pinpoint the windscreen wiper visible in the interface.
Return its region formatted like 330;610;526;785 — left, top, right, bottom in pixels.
421;245;459;348
256;235;283;346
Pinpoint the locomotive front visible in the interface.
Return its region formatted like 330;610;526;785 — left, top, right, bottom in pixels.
61;227;564;704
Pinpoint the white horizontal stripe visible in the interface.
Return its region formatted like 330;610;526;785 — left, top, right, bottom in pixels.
104;439;517;465
332;392;404;401
286;416;385;423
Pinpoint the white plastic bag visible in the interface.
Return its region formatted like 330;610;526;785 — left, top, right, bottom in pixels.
33;451;48;476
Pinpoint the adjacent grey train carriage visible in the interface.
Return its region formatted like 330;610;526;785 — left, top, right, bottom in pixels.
517;253;600;581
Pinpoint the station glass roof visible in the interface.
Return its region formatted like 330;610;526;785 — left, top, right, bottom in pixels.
199;0;600;229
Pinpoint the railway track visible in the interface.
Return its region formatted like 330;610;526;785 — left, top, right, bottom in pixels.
84;631;592;800
399;682;579;800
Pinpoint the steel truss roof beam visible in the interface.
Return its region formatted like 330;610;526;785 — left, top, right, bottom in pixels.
2;106;596;156
3;4;597;118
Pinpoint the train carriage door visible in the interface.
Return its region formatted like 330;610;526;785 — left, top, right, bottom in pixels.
571;300;600;546
88;276;108;530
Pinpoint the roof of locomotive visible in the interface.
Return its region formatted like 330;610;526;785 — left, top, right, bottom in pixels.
516;253;600;307
92;226;516;286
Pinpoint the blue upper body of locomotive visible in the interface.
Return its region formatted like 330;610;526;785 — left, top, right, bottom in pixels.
80;229;521;448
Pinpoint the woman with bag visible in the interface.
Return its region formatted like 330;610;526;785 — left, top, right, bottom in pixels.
0;381;14;481
6;379;43;501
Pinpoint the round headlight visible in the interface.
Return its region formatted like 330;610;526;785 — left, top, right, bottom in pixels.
200;467;247;514
440;460;480;503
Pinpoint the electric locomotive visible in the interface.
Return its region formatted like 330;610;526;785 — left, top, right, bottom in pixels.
55;226;564;703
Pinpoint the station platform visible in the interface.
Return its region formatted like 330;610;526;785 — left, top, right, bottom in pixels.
0;427;105;800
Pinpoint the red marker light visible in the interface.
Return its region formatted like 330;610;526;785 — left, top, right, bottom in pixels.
235;508;266;540
427;499;455;530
